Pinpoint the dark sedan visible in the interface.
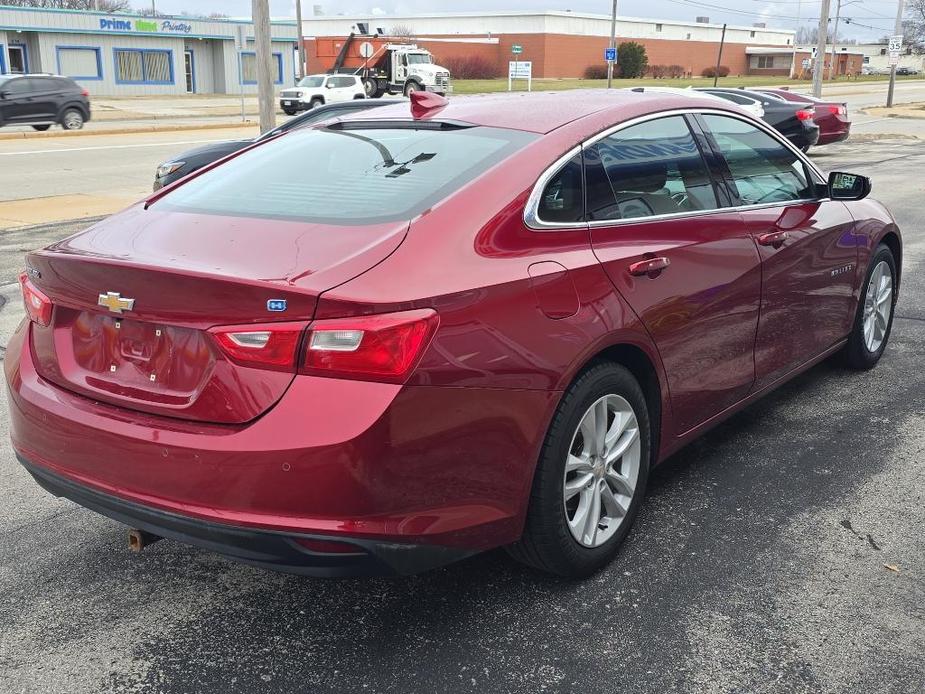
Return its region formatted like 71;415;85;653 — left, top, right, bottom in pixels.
153;99;401;190
696;87;819;151
754;88;850;146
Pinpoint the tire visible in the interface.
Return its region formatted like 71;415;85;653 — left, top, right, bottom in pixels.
60;108;84;130
507;361;651;578
363;77;378;98
282;108;297;116
31;124;51;131
800;144;811;154
308;98;323;110
843;243;897;370
404;81;421;97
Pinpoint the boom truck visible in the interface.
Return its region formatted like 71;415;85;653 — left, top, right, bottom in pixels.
311;27;452;98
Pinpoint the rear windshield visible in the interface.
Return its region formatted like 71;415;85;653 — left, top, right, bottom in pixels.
155;125;535;225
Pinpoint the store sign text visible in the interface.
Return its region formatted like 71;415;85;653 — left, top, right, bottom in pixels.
99;18;193;33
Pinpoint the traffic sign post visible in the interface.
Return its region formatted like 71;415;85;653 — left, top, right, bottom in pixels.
604;47;617;63
508;60;532;92
511;44;523;55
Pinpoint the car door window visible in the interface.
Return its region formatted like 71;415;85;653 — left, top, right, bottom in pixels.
5;78;32;96
702;114;814;205
537;154;583;224
585;115;719;221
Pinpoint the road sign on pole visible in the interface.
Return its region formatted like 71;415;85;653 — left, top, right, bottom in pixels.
888;35;903;53
511;44;523;55
604;47;617;62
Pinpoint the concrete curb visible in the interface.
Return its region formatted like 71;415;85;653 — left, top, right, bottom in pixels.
0;120;257;140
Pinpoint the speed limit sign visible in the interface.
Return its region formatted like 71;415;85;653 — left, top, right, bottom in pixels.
889;35;903;53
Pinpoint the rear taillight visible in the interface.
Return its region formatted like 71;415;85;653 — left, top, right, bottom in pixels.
18;272;52;327
81;89;89;97
302;309;439;384
209;309;439;383
209;322;306;372
796;109;815;121
830;104;847;116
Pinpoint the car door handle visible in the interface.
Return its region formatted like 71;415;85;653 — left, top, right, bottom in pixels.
757;231;790;248
628;257;670;277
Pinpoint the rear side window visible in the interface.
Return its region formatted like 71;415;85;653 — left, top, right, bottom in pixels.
585;116;719;221
156;125;536;225
538;155;583;223
702;114;814;205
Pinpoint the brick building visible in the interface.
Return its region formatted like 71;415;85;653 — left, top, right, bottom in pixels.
301;10;796;79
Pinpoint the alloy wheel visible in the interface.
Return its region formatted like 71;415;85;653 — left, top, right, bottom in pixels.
63;110;83;130
863;260;893;353
563;394;641;548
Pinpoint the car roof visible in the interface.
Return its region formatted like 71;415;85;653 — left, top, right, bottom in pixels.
333;89;739;134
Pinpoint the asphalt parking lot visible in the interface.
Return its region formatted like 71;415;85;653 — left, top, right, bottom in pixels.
0;135;923;693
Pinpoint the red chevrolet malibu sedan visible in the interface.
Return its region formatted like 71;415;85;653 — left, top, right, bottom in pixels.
7;91;900;578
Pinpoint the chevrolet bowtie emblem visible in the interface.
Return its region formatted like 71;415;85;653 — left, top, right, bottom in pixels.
97;291;135;314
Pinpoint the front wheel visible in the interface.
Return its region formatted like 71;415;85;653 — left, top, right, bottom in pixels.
308;98;323;110
507;362;650;578
404;81;421;97
282;108;297;116
843;244;897;369
60;108;84;130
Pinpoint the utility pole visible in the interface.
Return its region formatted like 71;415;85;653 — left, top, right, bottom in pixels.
812;0;831;97
294;0;306;79
829;0;842;80
252;0;275;133
713;24;727;87
606;0;618;88
887;0;906;107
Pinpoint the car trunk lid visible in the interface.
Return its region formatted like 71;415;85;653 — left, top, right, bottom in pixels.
25;205;407;424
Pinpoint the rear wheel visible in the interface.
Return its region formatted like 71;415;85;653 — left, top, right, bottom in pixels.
60;108;84;130
843;244;897;369
507;362;650;578
363;77;378;97
31;124;51;131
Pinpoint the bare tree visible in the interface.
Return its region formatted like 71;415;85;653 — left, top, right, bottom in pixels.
390;24;415;39
902;1;925;48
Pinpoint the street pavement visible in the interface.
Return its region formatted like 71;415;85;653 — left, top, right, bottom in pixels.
0;131;923;691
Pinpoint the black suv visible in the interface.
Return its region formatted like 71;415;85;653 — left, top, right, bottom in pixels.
0;74;91;131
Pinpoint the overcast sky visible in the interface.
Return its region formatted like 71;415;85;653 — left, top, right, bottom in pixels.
150;0;900;41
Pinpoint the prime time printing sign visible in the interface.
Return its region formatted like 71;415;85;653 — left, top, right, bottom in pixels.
99;17;193;33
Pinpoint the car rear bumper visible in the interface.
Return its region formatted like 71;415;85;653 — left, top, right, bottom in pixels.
817;126;851;145
20;454;471;576
6;320;554;573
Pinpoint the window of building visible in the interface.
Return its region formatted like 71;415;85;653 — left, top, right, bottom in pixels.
757;55;775;69
750;30;756;38
655;24;663;32
686;33;691;40
114;48;173;84
240;51;283;84
585;116;719;222
56;46;102;80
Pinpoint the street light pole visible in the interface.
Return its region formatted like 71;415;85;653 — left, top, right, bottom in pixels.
829;0;842;80
294;0;306;80
812;0;831;97
607;0;618;88
887;0;906;107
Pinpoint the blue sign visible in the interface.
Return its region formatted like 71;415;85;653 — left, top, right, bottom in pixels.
605;47;617;62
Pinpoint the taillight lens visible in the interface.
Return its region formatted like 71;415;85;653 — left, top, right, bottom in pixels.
19;272;52;327
796;108;815;121
209;322;306;371
81;89;90;97
830;104;847;116
301;308;439;383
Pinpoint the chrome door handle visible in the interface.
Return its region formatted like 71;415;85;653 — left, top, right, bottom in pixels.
628;257;670;277
757;231;789;248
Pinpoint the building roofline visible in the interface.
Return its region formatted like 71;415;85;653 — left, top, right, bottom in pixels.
302;9;794;36
0;4;295;26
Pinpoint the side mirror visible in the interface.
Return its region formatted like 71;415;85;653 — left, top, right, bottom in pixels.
828;171;871;201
